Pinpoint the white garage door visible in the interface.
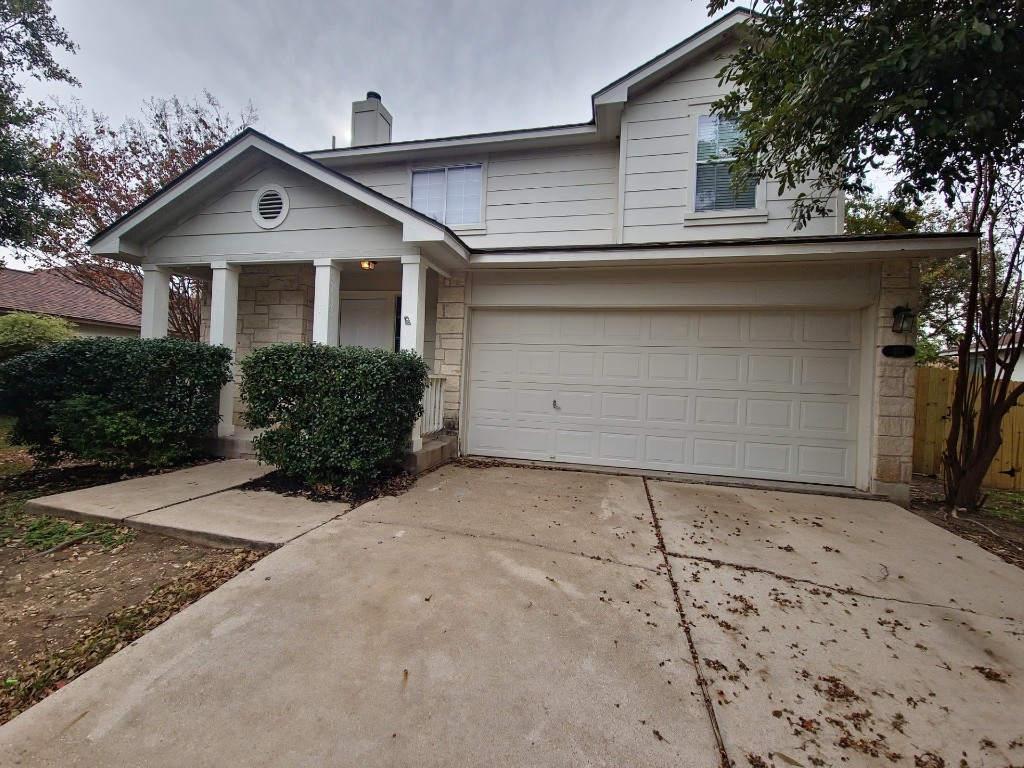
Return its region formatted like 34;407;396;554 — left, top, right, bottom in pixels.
467;309;861;486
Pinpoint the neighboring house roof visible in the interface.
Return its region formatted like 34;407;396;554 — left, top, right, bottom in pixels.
940;334;1024;360
0;268;141;329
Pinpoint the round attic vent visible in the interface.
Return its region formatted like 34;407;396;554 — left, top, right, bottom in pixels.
251;184;290;229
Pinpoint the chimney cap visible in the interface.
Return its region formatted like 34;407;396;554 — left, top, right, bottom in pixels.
366;91;381;101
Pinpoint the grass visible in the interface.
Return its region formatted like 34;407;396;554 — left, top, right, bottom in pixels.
0;416;135;551
982;489;1024;524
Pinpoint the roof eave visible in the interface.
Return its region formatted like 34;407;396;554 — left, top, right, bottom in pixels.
468;233;978;269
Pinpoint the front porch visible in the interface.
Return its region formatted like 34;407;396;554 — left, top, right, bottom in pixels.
140;257;465;467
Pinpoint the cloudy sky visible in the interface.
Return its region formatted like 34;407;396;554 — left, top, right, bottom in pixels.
28;0;727;151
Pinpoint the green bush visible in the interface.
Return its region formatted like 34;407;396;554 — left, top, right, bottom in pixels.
240;343;429;490
0;337;232;467
0;312;76;363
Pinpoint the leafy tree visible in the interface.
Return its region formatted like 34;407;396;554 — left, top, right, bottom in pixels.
709;0;1024;511
711;0;1024;227
22;94;257;340
0;0;78;248
845;193;968;362
0;311;75;363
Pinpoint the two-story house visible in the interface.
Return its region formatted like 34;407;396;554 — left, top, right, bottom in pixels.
87;10;974;502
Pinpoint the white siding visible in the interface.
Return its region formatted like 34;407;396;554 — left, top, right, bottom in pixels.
619;44;841;243
469;262;876;310
147;163;407;264
339;146;620;249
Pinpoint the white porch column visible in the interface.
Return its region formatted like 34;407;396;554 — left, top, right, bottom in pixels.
400;255;427;354
400;254;429;450
140;265;171;338
312;258;342;346
210;262;240;437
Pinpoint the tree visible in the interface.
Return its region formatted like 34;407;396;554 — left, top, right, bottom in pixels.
845;193;968;363
0;311;75;363
708;0;1024;511
711;0;1024;227
24;94;257;340
0;0;78;249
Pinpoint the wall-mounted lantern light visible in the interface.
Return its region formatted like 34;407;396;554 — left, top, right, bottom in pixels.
892;305;916;334
359;260;376;270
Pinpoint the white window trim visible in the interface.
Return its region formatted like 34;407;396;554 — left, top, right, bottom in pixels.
408;160;488;234
683;100;767;226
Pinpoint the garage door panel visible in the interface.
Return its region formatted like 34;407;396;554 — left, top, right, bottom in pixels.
746;399;794;430
519;350;556;376
750;312;797;342
745;442;792;474
603;352;643;381
693;438;739;470
513;389;552;415
647;394;690;424
601;392;642;420
801;355;857;389
645;435;687;466
472;309;859;349
650;312;692;342
555;429;595;458
468;309;861;486
803;311;856;343
470;385;858;441
797;445;852;480
748;355;797;386
698;312;745;342
695;354;742;384
694;396;740;426
474;345;857;395
648;353;692;383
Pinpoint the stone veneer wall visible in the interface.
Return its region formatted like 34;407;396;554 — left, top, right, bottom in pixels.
199;264;315;426
871;259;920;502
433;272;467;430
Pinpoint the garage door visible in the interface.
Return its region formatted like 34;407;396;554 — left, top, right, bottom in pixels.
466;309;861;486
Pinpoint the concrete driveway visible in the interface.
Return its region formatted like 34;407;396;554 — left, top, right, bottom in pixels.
2;465;1022;767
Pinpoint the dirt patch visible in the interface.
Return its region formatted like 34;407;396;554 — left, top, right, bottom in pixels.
0;422;261;724
0;531;242;678
909;477;1024;570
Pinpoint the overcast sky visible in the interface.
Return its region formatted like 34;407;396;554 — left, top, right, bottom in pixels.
27;0;725;151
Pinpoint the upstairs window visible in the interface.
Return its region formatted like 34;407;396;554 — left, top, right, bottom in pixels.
694;115;757;212
411;164;483;226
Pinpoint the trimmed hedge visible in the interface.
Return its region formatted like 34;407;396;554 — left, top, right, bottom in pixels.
0;337;232;467
0;311;76;363
240;344;429;490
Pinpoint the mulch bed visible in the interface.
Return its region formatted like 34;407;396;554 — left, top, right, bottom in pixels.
909;477;1024;570
242;467;419;503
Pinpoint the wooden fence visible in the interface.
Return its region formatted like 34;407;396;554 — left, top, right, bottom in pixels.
913;365;1024;490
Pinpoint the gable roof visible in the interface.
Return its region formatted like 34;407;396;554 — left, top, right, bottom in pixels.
0;268;141;328
592;7;753;106
88;128;469;262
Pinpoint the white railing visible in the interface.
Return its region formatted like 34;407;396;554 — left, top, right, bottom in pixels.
420;375;446;436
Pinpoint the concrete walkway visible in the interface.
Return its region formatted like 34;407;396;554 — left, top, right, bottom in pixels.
25;460;347;550
3;464;1023;767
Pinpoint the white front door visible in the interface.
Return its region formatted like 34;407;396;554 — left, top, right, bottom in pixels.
340;297;394;350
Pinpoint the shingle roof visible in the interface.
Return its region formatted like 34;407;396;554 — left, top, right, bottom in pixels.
0;268;141;328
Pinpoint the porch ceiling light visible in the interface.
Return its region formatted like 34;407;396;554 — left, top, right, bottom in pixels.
892;305;916;334
359;260;376;270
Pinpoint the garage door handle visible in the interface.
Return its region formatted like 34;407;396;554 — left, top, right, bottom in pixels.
552;399;561;410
